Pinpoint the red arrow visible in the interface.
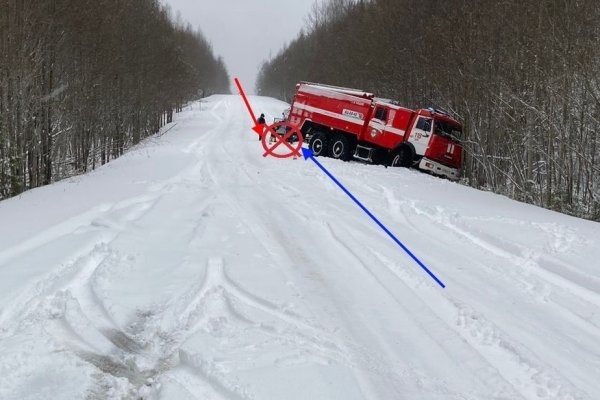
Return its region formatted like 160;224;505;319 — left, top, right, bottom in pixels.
234;77;264;136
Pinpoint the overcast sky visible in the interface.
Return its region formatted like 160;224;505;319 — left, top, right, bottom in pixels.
161;0;317;94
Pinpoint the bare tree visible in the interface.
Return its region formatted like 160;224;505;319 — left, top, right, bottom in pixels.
0;0;230;199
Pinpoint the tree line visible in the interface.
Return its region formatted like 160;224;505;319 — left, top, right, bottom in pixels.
257;0;600;221
0;0;229;199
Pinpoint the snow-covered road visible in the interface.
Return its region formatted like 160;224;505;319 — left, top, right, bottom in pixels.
1;95;599;399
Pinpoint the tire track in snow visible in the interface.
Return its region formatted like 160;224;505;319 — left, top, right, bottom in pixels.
196;105;393;399
61;98;339;398
399;198;600;334
0;191;165;334
0;188;172;329
361;188;595;399
319;220;524;400
160;255;351;399
1;127;219;396
42;195;179;396
375;184;600;337
200;110;352;341
0;99;236;398
369;247;592;400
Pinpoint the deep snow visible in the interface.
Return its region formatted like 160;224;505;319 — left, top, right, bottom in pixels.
0;95;599;400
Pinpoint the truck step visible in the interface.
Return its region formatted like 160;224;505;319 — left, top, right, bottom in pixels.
353;145;374;162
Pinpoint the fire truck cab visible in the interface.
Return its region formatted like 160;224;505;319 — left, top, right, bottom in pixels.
287;82;463;180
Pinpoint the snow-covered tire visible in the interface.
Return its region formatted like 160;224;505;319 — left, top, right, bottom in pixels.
309;132;328;157
389;147;412;168
329;134;352;161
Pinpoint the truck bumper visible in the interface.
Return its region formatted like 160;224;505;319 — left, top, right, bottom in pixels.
418;158;460;181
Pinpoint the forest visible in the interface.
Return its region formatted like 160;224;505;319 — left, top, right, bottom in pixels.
0;0;229;199
257;0;600;221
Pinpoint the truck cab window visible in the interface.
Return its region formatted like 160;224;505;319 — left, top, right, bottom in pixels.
374;107;388;122
434;120;462;139
416;117;432;132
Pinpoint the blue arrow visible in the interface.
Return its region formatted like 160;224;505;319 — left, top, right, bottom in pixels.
301;148;445;288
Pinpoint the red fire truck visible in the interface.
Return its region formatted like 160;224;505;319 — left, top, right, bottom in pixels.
286;82;464;180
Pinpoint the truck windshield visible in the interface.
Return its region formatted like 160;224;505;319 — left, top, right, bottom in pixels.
434;120;462;140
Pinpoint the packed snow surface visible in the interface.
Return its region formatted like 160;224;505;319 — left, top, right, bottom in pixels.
1;95;599;400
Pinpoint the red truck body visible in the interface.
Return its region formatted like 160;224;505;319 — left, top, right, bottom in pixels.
286;82;463;180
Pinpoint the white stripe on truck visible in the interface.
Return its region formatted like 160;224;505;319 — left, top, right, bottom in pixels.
294;103;406;137
369;121;406;137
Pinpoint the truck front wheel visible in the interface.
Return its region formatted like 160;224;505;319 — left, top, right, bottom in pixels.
309;132;328;157
329;134;352;161
389;147;412;168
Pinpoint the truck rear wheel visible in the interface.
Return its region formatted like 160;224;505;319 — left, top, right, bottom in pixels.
329;134;352;161
309;132;328;157
389;147;412;168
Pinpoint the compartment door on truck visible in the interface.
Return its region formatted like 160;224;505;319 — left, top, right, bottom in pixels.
366;105;390;146
366;105;405;148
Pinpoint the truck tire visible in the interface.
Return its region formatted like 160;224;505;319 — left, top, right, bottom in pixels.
309;132;328;157
329;134;352;161
389;147;412;168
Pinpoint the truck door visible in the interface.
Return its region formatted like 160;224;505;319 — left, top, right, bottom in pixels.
408;116;434;157
365;106;388;145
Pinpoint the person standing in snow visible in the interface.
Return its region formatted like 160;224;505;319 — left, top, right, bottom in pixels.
257;113;266;140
